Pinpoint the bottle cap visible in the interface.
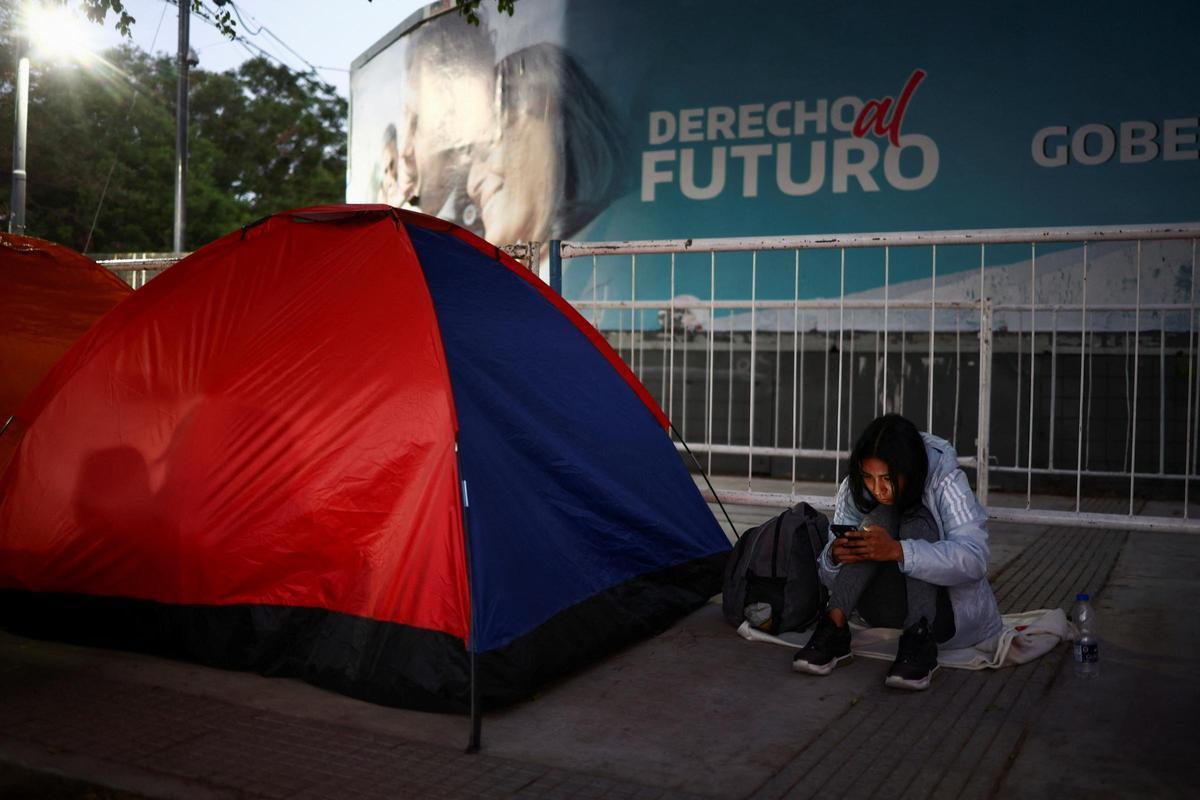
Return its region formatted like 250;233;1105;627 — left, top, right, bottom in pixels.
1076;592;1089;601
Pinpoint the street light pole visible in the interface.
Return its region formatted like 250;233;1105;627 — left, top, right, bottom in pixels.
173;2;189;252
9;5;100;237
9;38;29;234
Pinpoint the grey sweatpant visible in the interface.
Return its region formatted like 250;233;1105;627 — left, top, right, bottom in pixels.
830;503;942;631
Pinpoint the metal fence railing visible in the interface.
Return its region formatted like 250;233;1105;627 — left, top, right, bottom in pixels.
95;225;1200;533
558;223;1200;534
96;253;182;289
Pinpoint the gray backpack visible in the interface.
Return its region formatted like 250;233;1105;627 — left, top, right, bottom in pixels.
721;502;830;635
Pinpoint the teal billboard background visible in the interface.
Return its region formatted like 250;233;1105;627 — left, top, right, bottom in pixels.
350;0;1199;307
564;1;1198;235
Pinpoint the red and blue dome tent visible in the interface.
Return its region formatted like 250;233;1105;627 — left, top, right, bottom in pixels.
0;205;729;741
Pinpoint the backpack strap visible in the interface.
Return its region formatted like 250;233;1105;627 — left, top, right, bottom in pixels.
797;502;831;609
789;503;824;557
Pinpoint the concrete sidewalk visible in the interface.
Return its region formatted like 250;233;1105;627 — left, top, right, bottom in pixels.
1;493;1198;798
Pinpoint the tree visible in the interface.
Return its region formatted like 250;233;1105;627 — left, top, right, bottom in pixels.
0;2;347;251
1;1;500;250
70;1;516;36
189;58;347;218
0;42;240;251
454;0;516;26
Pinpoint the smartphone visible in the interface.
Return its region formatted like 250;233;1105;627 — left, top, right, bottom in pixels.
830;524;857;538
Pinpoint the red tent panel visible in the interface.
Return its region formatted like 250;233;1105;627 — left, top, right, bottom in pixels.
0;217;471;640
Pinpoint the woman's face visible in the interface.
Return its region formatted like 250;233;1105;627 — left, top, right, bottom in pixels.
467;110;559;246
861;456;905;506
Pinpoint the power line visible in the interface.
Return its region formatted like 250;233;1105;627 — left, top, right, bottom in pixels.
152;0;345;88
202;0;324;79
229;0;319;72
224;0;264;36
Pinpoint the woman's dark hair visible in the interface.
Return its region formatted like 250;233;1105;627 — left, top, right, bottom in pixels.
847;413;928;513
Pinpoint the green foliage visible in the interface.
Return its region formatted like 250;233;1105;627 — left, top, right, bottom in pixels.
0;0;506;251
76;1;518;37
75;0;136;37
189;58;347;218
0;10;346;251
74;1;235;39
454;0;517;26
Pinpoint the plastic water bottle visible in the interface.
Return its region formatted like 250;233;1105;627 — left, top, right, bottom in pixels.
1071;593;1099;678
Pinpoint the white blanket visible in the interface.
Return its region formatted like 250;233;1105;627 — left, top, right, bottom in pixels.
736;608;1072;669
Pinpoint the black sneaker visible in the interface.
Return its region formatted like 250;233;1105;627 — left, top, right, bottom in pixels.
792;613;852;675
885;617;939;690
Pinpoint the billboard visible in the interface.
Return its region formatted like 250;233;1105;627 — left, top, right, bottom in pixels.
348;0;1199;304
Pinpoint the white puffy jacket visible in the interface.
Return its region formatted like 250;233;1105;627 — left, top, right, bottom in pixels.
819;432;1003;650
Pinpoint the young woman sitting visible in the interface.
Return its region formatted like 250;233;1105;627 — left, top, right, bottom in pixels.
792;413;1002;690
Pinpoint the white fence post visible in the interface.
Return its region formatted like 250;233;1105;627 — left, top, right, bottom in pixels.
977;299;992;505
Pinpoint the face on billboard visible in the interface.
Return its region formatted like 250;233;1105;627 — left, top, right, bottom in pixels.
374;124;411;207
403;54;494;225
351;15;498;235
464;42;627;249
468;114;557;247
354;16;627;251
466;47;573;248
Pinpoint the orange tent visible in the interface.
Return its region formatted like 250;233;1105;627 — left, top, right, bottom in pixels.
0;234;131;469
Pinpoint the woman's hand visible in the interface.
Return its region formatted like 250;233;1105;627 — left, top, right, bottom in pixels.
831;524;903;565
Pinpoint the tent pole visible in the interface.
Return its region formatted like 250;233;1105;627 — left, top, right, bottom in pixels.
672;421;738;539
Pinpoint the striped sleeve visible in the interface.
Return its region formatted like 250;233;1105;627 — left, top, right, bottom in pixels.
898;468;990;585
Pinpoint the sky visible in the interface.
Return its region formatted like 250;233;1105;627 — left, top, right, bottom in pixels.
88;0;434;98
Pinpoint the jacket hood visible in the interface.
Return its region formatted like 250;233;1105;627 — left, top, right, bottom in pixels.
922;431;960;492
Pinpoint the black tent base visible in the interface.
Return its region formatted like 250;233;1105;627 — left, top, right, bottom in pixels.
0;551;726;715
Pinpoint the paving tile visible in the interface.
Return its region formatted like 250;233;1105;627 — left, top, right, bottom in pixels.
749;522;1130;800
0;507;1180;800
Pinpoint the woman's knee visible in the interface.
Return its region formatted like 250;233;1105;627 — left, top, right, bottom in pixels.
898;509;940;543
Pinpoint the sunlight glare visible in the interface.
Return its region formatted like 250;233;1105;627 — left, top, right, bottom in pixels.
24;2;96;62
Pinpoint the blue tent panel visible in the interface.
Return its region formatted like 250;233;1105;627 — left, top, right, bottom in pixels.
408;226;729;653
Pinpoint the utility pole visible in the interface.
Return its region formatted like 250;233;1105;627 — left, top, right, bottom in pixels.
8;35;29;234
173;2;190;252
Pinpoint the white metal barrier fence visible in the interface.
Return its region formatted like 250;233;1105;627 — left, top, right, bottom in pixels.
558;223;1200;534
97;253;181;289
